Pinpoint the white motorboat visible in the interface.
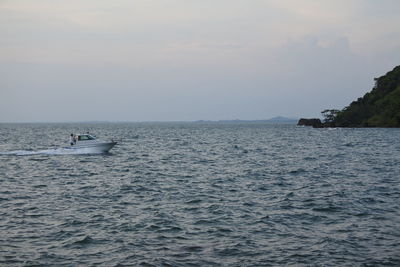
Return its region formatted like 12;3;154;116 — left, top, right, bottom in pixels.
67;134;117;153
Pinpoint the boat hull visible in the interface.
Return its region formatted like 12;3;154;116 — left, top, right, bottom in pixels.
66;141;117;153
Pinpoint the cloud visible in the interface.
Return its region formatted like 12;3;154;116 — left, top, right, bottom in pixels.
1;0;399;64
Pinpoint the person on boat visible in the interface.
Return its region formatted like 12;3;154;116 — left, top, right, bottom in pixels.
70;134;74;146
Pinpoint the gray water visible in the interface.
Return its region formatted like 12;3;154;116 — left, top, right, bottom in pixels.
1;122;399;266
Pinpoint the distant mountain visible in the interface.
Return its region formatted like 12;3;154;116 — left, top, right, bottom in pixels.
266;116;298;123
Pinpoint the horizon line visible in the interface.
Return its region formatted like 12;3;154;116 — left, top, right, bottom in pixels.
0;117;300;124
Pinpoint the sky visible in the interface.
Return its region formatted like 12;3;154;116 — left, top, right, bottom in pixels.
1;0;400;122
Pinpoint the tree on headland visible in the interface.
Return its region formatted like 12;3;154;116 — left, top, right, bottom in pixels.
325;65;400;127
321;109;339;125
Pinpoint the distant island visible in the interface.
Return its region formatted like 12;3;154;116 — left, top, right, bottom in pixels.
299;65;400;127
195;116;298;124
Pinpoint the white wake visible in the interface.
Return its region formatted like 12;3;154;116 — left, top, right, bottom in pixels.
0;147;105;156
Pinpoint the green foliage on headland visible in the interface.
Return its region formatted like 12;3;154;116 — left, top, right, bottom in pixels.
331;65;400;127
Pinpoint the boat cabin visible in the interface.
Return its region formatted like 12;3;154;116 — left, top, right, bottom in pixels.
77;134;96;141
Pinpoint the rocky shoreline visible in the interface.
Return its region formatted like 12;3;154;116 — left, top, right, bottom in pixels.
297;118;323;128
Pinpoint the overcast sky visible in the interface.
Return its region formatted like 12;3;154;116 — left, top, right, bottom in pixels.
1;0;399;122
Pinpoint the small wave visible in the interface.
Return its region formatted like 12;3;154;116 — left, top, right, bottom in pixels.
312;206;340;213
289;168;307;175
73;235;94;245
181;245;204;252
62;235;99;249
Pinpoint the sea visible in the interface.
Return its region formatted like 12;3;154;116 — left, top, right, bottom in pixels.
0;122;399;266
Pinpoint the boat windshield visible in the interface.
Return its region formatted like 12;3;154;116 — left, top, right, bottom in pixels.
78;135;95;141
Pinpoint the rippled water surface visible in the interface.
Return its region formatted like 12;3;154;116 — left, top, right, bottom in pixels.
1;122;400;266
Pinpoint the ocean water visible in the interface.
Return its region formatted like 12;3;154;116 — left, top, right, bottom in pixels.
1;122;399;266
